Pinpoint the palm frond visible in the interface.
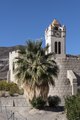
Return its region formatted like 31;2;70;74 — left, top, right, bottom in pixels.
14;40;59;89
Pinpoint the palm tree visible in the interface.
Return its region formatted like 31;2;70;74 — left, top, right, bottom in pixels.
14;40;59;101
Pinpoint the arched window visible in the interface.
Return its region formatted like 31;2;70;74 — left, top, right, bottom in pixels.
55;42;57;54
58;42;61;54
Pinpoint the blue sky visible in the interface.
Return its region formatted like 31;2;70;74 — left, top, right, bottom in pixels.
0;0;80;55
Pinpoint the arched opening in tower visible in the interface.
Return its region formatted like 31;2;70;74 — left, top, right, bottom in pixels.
58;42;61;54
55;42;57;54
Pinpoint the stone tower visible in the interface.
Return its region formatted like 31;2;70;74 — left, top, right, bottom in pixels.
45;19;66;58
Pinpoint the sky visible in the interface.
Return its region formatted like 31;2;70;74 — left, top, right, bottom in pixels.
0;0;80;55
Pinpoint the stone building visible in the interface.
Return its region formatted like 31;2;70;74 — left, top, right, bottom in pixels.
8;19;80;104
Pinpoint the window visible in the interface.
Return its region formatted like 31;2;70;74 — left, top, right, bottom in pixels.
58;42;61;54
55;42;61;54
55;42;57;54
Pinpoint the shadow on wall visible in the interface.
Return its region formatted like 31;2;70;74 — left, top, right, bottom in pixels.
74;73;80;86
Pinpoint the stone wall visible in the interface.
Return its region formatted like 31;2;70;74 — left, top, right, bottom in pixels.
49;56;80;104
0;96;28;107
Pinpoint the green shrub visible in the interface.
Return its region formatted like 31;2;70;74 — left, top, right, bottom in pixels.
9;83;19;96
0;80;7;91
0;81;13;91
9;87;15;96
18;88;24;95
30;97;46;109
65;95;80;120
5;82;11;91
0;81;21;96
48;96;61;107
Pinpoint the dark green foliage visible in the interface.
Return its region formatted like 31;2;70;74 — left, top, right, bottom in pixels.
14;40;59;100
0;80;8;91
30;97;46;109
9;83;19;96
0;81;21;96
18;88;24;95
14;40;59;102
65;95;80;120
48;95;61;107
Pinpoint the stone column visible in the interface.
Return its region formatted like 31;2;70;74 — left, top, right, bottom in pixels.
72;82;77;95
67;70;77;95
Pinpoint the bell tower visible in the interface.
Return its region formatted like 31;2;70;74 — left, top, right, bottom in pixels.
45;19;66;58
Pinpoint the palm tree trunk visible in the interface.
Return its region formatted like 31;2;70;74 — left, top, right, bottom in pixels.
23;82;49;102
